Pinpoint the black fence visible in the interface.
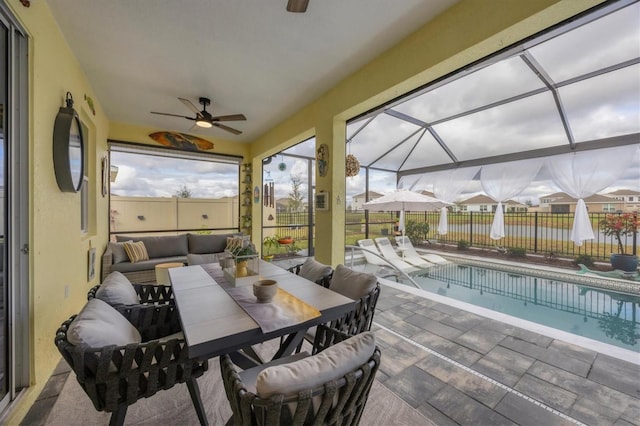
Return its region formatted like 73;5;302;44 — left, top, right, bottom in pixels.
346;211;638;261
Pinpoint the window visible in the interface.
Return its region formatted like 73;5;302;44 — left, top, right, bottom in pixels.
480;205;488;212
109;143;241;235
628;196;634;202
459;205;467;212
603;204;616;212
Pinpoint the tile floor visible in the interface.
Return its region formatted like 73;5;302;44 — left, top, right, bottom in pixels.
22;263;640;425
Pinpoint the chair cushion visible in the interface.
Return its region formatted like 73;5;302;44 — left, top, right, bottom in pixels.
109;241;131;264
95;271;138;305
298;258;332;283
256;331;376;398
329;264;377;300
123;241;149;263
67;298;141;347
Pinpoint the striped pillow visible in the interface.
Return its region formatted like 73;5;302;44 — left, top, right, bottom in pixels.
123;241;149;263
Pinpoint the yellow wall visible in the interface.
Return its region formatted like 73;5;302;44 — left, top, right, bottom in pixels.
249;0;604;266
5;0;605;423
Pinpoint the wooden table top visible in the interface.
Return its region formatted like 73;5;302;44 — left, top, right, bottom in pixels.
169;261;355;360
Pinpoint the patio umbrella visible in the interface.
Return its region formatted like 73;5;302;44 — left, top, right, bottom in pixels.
362;190;453;239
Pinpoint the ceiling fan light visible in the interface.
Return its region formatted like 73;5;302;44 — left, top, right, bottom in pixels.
196;119;212;128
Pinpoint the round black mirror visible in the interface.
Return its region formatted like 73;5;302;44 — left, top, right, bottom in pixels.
53;92;84;192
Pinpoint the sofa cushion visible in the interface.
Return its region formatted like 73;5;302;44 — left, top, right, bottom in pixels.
330;264;377;301
187;233;240;254
95;271;138;305
256;331;376;398
67;298;141;348
187;253;218;266
117;234;188;258
123;241;149;263
110;256;187;273
109;241;131;264
298;258;332;284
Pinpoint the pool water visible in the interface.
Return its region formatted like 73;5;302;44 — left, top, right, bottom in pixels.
414;263;639;352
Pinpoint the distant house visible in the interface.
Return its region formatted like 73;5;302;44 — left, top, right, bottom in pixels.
351;191;383;211
537;192;624;213
456;194;527;213
604;189;640;212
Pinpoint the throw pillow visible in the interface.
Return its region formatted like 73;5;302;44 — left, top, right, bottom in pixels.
95;271;138;305
298;258;332;284
225;236;248;254
67;298;142;347
109;241;131;264
256;331;376;398
329;264;377;301
123;241;149;263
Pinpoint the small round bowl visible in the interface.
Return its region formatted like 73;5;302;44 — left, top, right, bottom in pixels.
253;280;278;303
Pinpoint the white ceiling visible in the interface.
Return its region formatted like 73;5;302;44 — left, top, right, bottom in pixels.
47;0;458;142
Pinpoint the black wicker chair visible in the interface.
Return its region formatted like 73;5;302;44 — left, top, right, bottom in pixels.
221;325;381;426
55;303;208;426
88;282;174;305
286;260;333;288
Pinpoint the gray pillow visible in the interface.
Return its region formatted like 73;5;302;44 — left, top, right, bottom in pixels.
187;233;237;254
109;241;131;264
298;258;332;283
329;264;377;300
95;271;138;305
67;298;142;347
256;331;376;398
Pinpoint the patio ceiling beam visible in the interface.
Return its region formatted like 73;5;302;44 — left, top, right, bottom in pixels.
384;109;458;164
397;128;427;172
396;133;640;178
520;51;575;149
366;127;424;169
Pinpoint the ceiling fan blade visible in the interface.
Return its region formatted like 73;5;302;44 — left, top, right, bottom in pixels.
151;111;195;120
213;122;242;135
211;114;247;122
178;97;201;115
287;0;308;13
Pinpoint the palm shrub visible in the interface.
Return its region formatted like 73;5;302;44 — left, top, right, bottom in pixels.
457;239;470;250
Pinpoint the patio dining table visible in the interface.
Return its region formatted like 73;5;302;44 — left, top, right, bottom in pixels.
169;260;355;366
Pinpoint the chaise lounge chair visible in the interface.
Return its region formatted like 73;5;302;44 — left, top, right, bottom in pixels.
357;238;419;274
374;237;433;269
394;236;450;264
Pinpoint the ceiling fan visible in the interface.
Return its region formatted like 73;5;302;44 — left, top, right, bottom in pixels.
286;0;309;13
151;97;246;135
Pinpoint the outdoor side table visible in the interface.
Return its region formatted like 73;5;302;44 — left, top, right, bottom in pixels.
155;262;184;285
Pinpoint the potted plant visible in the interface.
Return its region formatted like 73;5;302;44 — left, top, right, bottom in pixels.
262;235;279;262
227;239;258;277
599;213;639;272
277;235;294;245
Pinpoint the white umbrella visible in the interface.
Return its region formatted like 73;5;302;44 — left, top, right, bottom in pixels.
362;190;453;239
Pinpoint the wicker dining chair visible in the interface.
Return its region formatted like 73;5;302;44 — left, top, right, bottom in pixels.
88;282;174;305
221;325;381;426
55;302;208;426
286;257;333;288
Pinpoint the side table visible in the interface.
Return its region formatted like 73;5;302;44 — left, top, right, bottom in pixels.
155;262;184;285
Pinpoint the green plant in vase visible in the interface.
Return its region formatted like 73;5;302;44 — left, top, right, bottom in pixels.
262;236;279;261
599;213;639;272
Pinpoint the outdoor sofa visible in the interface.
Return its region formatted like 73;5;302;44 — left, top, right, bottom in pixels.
101;232;241;283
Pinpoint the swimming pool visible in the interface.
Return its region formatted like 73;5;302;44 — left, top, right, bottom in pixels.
412;261;639;352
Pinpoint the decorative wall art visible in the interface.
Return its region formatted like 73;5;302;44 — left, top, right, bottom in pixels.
316;143;329;177
315;192;329;211
148;131;214;152
88;246;96;281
